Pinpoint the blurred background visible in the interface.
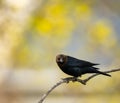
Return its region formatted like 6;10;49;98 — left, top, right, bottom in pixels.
0;0;120;103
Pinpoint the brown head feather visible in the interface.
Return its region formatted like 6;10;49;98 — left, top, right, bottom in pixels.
56;54;67;67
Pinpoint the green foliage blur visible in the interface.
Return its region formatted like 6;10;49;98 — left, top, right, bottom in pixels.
0;0;120;103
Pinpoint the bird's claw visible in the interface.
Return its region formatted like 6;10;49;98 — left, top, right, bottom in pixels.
61;77;87;85
72;77;77;82
62;77;78;83
62;77;72;83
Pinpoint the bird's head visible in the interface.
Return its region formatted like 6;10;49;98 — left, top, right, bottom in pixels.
56;54;67;66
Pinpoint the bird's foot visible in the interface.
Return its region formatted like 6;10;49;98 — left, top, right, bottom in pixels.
62;77;78;83
61;77;86;85
72;77;78;82
62;77;72;83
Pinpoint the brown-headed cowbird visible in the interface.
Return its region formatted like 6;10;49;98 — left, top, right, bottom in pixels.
56;54;111;77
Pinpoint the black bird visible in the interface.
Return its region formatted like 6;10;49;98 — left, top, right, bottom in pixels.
56;54;111;77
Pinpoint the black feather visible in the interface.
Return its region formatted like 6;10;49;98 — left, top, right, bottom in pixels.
67;56;99;67
56;54;111;77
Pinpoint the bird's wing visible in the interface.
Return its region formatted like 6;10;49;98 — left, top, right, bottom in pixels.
67;56;99;67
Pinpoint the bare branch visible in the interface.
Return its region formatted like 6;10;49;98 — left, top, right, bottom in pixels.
38;68;120;103
38;79;68;103
83;68;120;83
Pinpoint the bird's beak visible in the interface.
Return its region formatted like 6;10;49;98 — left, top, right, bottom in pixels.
59;58;63;63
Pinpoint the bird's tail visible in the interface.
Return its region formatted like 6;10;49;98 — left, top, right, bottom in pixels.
97;71;111;77
92;67;111;77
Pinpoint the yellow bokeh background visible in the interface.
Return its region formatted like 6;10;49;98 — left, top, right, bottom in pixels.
0;0;120;103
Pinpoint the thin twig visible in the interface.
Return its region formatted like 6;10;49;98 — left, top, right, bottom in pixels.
83;68;120;83
38;68;120;103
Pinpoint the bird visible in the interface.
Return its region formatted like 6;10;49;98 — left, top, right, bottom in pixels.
56;54;111;77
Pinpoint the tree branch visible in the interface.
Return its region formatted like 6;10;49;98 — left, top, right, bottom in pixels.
38;68;120;103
